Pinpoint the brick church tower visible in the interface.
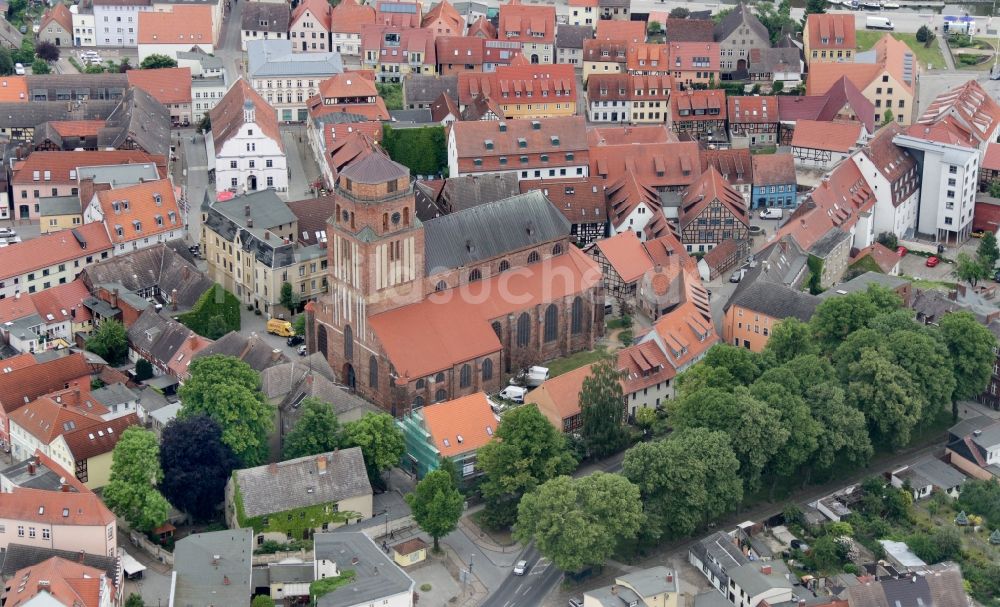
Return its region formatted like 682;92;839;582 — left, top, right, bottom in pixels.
313;153;425;399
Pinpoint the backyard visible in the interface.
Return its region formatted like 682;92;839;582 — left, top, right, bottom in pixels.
855;31;945;70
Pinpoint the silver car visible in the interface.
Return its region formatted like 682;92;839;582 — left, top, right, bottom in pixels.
513;560;528;575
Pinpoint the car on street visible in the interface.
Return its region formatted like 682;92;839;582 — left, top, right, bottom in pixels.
297;345;308;356
729;268;747;283
513;560;528;576
926;256;940;268
0;228;15;238
287;334;304;346
759;208;783;220
897;246;907;257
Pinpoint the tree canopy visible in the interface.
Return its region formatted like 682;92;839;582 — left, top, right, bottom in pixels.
579;358;628;458
405;470;464;551
85;319;129;364
342;412;404;487
103;428;171;533
159;415;238;521
939;312;997;400
140;54;177;69
282;398;342;460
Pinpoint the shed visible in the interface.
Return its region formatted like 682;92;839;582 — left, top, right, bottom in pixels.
392;538;429;567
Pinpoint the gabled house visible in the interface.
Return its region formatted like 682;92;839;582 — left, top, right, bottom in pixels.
626;43;671;77
422;0;465;37
568;0;597;26
38;3;73;47
307;71;390;121
375;0;422;28
777;76;875;145
555;24;592;67
436;36;486;75
525;364;592;433
0;353;94;451
851;123;919;239
169;530;253;607
456;64;577;120
313;533;415;607
702;148;752;205
0;486;117;555
240;2;290;51
361;25;437;83
946;415;1000;480
398;392;497;481
582;39;627;82
126;66;194;126
671;89;727;142
670;41;721;90
137;5;215;62
586;73;670;124
402;74;459;110
713;3;770;76
791;120;864;170
289;0;332;53
803;13;855;65
728;95;779;148
890;457;967;500
750;153;796;209
447;116;590;180
723;281;819;351
585;567;679;607
3;556;120;607
83;178;183;255
207;79;287;194
497;2;555;64
330;0;376;56
677;166;750;254
748;47;803;85
520;177;607;245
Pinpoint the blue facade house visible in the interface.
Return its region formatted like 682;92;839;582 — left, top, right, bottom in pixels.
751;153;797;209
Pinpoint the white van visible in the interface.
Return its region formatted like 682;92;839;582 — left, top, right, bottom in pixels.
866;16;894;30
759;208;784;220
498;386;527;403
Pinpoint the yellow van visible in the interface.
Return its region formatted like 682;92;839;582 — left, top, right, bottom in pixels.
267;318;295;337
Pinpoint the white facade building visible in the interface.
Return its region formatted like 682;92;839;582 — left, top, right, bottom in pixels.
247;39;343;122
71;4;97;47
895;134;979;243
92;0;152;47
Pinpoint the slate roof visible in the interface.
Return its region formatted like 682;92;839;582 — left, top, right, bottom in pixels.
437;173;521;214
0;544;118;580
714;3;769;43
247;39;344;78
817;271;908;298
313;533;413;607
402;74;459;107
234;448;372;518
241;2;290;33
556;24;593;50
193;331;288;371
204;190;299;269
727;280;819;322
846;567;966;607
899;457;967;491
0;101;118;131
98;87;171;158
38;196;81;217
172;530;253;607
727;561;793;597
340;151;409;185
423;190;569;272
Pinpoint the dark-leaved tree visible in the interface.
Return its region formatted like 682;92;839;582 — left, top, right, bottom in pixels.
160;415;238;521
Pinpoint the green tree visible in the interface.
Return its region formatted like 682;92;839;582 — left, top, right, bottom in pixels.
978;231;1000;270
955;251;990;287
477;405;576;529
669;7;689;18
750;381;821;488
31;59;50;74
125;594;146;607
514;473;645;572
178;355;274;465
282;398;342;460
405;470;463;552
103;428;171;533
701;344;764;385
140;54;177;69
811;292;879;350
877;231;899;250
0;47;13;75
957;478;1000;527
376;82;403;110
85;64;107;74
647;20;663;35
674;363;735;398
846;349;923;448
755;0;797;43
882;108;894;125
771;80;784;93
279;282;300;313
342;412;405;487
883;329;956;417
805;0;827;15
809;535;846;573
85;319;129;364
292;314;306;336
764;318;820;364
806;381;873;476
940;312;997;400
134;358;154;381
622;428;742;539
12;39;35;66
438;456;460;489
907;527;962;563
579;358;627;458
251;596;275;607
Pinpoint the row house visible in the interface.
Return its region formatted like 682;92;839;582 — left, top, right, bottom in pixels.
776;75;875;145
38;3;73;47
670;41;721;89
713;3;771;76
437;36;485;75
307;71;390;121
483;40;524;72
331;0;376;56
72;0;97;47
397;392;496;482
375;0;422;29
91;0;152;48
126;308;212;378
361;25;437;83
456;64;578;120
586;73;670;124
595;19;644;44
728;95;778;148
626;43;671;77
136;5;215;62
82;179;184;256
0;224;113;302
289;0;332;53
671;88;727;142
750;153;797;209
519;177;607;245
791;119;864;170
240;1;290;51
677;166;750;254
126;67;193;126
247;39;344;122
447;116;590;181
0;487;117;556
568;0;597;26
0;280;93;353
803;13;855;65
748;46;804;86
187;55;229;124
498;3;555;64
555;24;592;67
0;352;95;449
599;0;630;21
807;34;919;126
306;119;382;188
702;148;752;205
582;39;627;82
422;0;465;37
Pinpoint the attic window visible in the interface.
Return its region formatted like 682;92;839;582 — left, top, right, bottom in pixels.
443;438;451;447
486;426;493;436
62;508;69;517
517;138;527;148
115;225;123;237
32;171;39;181
112;202;120;213
499;122;507;132
153;193;162;206
155;215;163;227
69;170;76;179
456;434;464;443
531;121;541;130
484;139;494;150
133;220;141;232
550;135;560;146
43;170;51;181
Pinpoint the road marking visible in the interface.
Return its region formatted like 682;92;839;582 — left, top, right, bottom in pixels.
530;558;550;575
515;583;523;594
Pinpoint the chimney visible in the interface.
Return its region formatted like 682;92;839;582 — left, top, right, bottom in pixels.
188;334;199;348
271;348;282;362
78;550;85;564
171;289;178;311
223;575;231;585
611;585;617;595
60;477;70;492
317;455;327;474
244;204;251;218
666;573;673;584
27;461;36;475
36;581;50;591
973;429;983;436
181;265;190;281
264;231;270;240
247;217;254;228
761;565;772;575
111;288;119;308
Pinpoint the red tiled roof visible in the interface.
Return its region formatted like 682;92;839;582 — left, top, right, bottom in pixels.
0;293;39;324
40;2;72;34
519;177;606;226
791;119;862;153
498;2;555;45
5;557;112;607
777;161;876;251
680;166;748;230
369;246;601;379
752;153;795;186
293;0;332;29
61;413;141;461
10;391;107;445
0;353;39;373
588;73;669;103
525;363;593;429
914;80;1000;147
728;95;778;124
0;223;113;283
669;41;720;71
626;43;671;73
421;392;497;457
0;353;93;416
591;139;700;190
0;76;28;102
852;242;899;274
422;0;464;35
595;19;645;43
671;88;726;123
436;36;485;66
650;293;716;369
430;91;460;122
12;150;165;185
596;231;651;283
330;0;375;34
375;0;422;28
126;68;192;105
858;123;917;207
984;143;1000;171
361;25;436;65
457;63;576;107
166;334;213;378
95;179;182;245
618;340;675;395
30;279;93;325
468;15;496;39
973;201;1000;232
210;79;283;153
701;148;752;186
587;124;676;146
0;486;115;527
582;39;627;64
48;120;106;138
137;5;213;45
806;13;856;51
450;116;589;173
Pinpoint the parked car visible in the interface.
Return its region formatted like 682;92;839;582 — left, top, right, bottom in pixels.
759;208;784;220
297;345;307;356
14;63;24;75
286;334;304;346
266;318;295;337
896;246;907;257
0;228;15;238
498;385;527;403
926;256;940;268
729;268;746;283
513;561;528;576
971;230;986;238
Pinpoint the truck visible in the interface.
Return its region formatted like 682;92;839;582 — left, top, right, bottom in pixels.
266;318;295;337
865;16;894;30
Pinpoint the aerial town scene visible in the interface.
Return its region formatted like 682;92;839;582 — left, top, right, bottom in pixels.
0;0;1000;604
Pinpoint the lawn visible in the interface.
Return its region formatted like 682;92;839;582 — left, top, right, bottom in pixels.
545;347;609;378
855;31;945;70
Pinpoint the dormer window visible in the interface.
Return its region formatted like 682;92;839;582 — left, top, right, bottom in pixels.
115;225;123;237
485;139;494;150
517;138;527;148
133;220;141;232
155;215;163;226
153;193;162;205
550;135;559;145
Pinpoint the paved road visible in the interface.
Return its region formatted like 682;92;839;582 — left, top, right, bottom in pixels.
216;0;246;81
482;545;563;607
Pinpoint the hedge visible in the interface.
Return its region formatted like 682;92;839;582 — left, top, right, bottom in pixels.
381;125;448;177
176;284;241;339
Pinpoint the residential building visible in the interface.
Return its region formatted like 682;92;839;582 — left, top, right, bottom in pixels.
82;179;184;255
307;71;389;121
626;43;671;78
595;19;644;43
850;242;902;276
803;13;855;64
447;116;590;180
151;0;226;43
568;0;597;26
750;153;796;209
360;25;437;83
748;46;803;85
677;166;750;254
247;39;344;122
3;556;119;607
403;74;458;110
289;0;332;53
207;79;288;194
0;279;95;349
556;24;592;66
126;67;193;126
890;457;967;500
0;353;94;448
946;415;1000;480
726;562;795;607
598;0;630;21
374;0;422;28
1;449;91;494
126;308;211;377
456;64;577;120
422;0;464;37
0;487;116;555
584;567;679;607
38;3;73;47
498;3;555;64
38;196;84;234
436;36;486;75
894;80;1000;243
201;190;326;312
225;448;373;540
136;5;215;61
0;223;113;304
846;566;968;607
330;0;376;56
671;89;727;142
313;532;415;607
790;120;864;170
582;39;627;82
702;148;752;205
398;392;497;480
240;2;289;51
169;530;253;607
670;41;721;89
852;123;919;239
307;155;604;412
305;117;383;188
519;177;607;245
728;96;778;148
191;68;228;125
91;0;152;47
980;143;1000;192
467;14;495;38
714;4;770;75
525;364;592;433
72;1;97;47
723;281;819;351
586;73;669;124
662;17;715;42
807;34;919;126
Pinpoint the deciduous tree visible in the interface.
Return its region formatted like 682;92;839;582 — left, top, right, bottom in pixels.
955;252;989;287
85;319;129;364
405;470;464;551
977;231;999;270
134;359;154;381
159;415;238;521
140;54;177;69
700;344;764;385
940;312;997;400
514;473;644;572
179;355;274;466
34;41;59;62
846;349;923;448
764;318;819;364
103;428;170;533
579;358;627;458
282;398;342;460
811;292;880;350
342;412;404;487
